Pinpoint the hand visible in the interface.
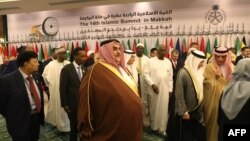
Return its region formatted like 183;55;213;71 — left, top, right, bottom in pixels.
182;112;190;120
215;67;222;79
80;128;93;138
63;106;70;113
151;84;159;94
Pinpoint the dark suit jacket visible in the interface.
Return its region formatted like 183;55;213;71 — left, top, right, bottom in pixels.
235;55;243;65
60;63;86;114
0;64;6;74
0;70;44;138
0;60;17;76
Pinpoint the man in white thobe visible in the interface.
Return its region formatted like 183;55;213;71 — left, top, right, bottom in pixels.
124;49;138;85
144;45;173;134
134;43;150;126
42;46;71;132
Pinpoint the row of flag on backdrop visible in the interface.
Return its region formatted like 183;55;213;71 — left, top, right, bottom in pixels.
0;35;248;64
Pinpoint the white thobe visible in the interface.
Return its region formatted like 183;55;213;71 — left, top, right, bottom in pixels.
126;64;138;85
144;57;173;132
42;60;70;132
134;55;149;126
134;55;149;106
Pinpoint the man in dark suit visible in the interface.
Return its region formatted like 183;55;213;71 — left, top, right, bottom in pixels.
60;48;87;141
167;49;181;141
235;46;250;65
0;51;44;141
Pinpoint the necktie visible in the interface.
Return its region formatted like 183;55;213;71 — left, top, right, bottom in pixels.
26;75;41;112
77;67;82;80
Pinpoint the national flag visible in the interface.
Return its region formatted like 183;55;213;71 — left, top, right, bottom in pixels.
48;43;52;57
165;38;169;58
235;36;241;56
0;46;3;56
206;37;212;59
182;37;187;53
38;43;44;62
3;46;9;63
196;36;200;49
11;46;17;58
43;43;48;61
0;46;3;64
175;37;181;59
169;37;174;58
70;42;75;62
34;43;38;54
214;37;218;48
122;39;126;49
84;41;89;55
4;45;9;59
81;40;85;48
132;39;137;52
76;41;79;48
143;39;148;56
127;39;131;50
241;36;247;48
200;36;205;53
155;38;159;48
8;44;12;57
95;41;99;53
66;42;70;61
188;36;193;47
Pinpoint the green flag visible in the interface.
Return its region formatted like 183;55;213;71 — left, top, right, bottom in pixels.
122;39;126;49
127;39;131;50
48;43;52;57
214;37;218;48
235;37;241;56
241;36;247;48
137;38;140;44
155;38;159;48
66;42;70;61
38;44;44;62
143;39;148;56
82;40;85;49
206;38;212;59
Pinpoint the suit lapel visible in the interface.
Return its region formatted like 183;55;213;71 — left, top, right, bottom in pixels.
70;64;80;82
16;71;31;108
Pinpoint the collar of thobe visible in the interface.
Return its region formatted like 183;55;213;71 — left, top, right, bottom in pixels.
98;62;139;97
183;66;204;112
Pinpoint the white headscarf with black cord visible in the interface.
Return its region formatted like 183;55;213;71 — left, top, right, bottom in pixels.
221;58;250;120
184;50;206;110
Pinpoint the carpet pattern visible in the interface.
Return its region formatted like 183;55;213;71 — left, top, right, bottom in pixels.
0;115;164;141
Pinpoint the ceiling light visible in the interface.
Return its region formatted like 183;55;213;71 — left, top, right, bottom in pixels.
0;0;21;3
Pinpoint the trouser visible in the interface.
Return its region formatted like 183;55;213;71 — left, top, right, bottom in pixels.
180;118;206;141
67;111;78;141
12;113;40;141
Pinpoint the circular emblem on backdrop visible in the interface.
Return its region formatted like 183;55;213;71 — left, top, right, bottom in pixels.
205;5;226;25
42;17;59;36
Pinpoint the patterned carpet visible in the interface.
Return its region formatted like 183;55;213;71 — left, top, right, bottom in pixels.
0;115;164;141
